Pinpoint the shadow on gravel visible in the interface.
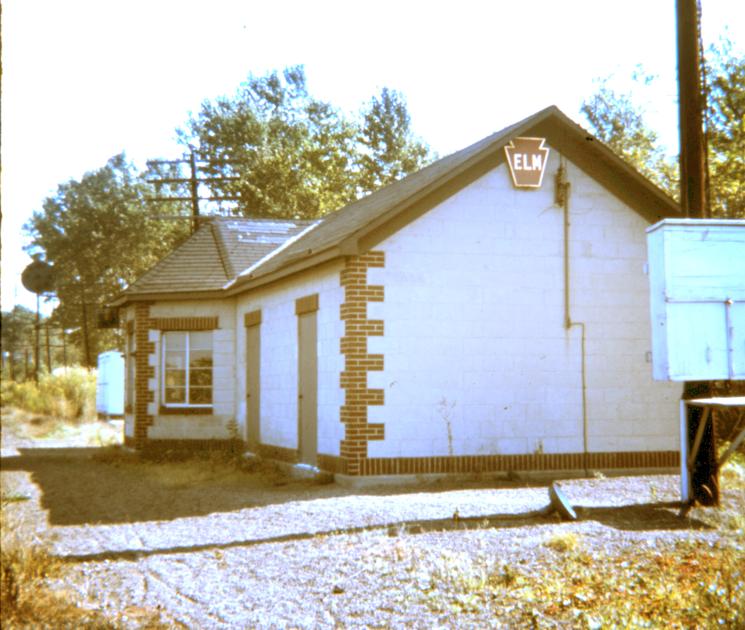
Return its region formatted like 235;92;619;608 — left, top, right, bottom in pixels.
1;446;547;526
56;500;711;565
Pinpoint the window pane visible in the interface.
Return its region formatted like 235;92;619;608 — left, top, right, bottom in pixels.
190;331;212;350
165;351;186;370
162;331;213;408
165;332;186;351
190;349;212;368
165;370;186;387
190;368;212;386
189;388;212;405
165;387;186;403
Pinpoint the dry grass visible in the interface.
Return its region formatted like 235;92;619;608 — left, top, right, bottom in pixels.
0;512;117;629
2;407;122;447
1;369;97;422
544;531;581;552
1;501;168;629
416;532;744;628
1;407;140;628
2;405;743;628
92;443;288;489
417;449;745;627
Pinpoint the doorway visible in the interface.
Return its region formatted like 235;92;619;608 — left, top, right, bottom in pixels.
246;324;260;449
297;310;318;465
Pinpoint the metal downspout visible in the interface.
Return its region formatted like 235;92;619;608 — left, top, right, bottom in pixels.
557;158;589;475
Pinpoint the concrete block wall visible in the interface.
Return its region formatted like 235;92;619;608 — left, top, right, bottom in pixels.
367;147;681;460
235;262;345;455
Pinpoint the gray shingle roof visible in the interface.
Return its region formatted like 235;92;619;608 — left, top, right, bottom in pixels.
123;218;313;296
227;105;680;291
119;106;681;303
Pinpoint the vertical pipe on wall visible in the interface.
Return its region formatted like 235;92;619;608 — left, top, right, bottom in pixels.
557;158;589;474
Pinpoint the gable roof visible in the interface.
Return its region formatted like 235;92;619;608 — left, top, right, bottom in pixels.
117;105;681;304
225;105;681;294
122;218;314;297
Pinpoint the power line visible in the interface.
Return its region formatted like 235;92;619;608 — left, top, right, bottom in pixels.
146;148;243;232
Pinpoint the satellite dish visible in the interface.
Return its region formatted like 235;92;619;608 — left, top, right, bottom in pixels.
549;482;577;521
21;260;55;295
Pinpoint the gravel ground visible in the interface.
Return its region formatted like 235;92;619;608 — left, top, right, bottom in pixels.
2;414;743;628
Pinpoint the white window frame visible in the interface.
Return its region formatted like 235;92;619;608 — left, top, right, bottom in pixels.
161;331;213;409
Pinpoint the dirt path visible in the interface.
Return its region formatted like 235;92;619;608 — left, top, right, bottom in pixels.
2;410;743;628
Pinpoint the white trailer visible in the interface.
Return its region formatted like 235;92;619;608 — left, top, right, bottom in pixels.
96;350;125;418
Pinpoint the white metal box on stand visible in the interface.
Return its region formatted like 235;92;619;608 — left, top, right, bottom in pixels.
646;219;745;382
96;350;125;418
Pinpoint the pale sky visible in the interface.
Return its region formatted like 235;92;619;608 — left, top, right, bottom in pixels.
2;0;743;314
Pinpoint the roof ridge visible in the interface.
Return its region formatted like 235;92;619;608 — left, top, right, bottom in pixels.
207;215;316;224
225;219;323;287
210;222;235;280
225;105;679;293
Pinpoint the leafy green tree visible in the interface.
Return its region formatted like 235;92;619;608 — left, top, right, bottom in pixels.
178;67;359;219
581;44;745;217
1;306;36;380
706;41;745;218
179;66;433;219
357;87;431;194
25;154;187;366
580;73;678;196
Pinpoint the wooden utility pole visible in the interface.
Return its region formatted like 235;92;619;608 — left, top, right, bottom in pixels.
34;294;41;382
146;149;242;233
62;330;68;369
188;149;201;232
81;300;92;368
677;0;707;218
45;322;52;373
677;0;718;506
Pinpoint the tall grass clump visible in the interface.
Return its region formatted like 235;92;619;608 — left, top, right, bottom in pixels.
1;368;96;422
0;526;122;628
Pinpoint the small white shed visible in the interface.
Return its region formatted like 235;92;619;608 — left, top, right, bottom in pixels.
96;350;125;418
647;219;745;381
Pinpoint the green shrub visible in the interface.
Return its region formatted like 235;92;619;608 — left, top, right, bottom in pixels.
1;368;96;422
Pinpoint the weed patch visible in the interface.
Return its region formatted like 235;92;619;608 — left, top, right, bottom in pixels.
92;445;290;489
1;369;96;422
544;531;581;552
418;536;745;627
0;525;115;628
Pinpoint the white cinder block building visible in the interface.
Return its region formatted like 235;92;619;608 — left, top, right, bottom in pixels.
113;106;683;480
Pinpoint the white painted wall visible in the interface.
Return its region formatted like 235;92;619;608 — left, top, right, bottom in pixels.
367;148;681;459
146;299;237;440
234;263;345;455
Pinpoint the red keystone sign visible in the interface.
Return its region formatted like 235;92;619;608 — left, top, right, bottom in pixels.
504;137;550;188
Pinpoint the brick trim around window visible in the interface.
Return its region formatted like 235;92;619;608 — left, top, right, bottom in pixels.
133;302;155;449
151;316;218;331
131;308;220;449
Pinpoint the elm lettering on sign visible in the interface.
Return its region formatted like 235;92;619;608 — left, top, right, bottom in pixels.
504;137;550;188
